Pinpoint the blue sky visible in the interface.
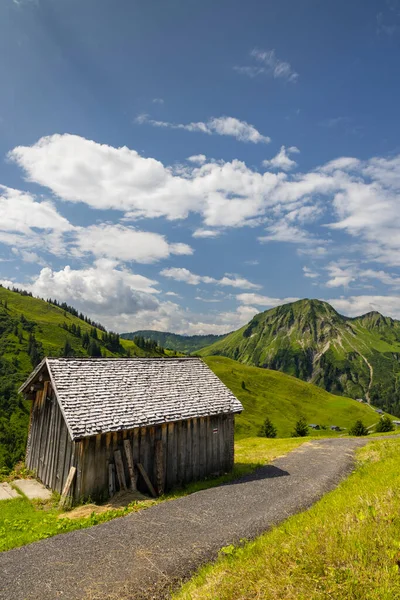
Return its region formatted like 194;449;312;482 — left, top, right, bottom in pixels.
1;0;400;333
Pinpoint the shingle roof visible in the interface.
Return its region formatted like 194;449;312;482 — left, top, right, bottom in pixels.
21;357;243;439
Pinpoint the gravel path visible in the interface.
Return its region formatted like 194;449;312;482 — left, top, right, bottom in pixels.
0;438;371;600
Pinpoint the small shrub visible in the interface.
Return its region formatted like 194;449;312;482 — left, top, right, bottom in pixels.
261;417;277;438
241;380;246;390
349;419;369;436
375;415;394;433
291;417;309;438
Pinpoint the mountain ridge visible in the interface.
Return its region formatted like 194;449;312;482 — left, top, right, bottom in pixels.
198;298;400;416
121;330;228;353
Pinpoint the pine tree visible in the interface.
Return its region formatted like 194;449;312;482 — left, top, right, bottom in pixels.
61;339;74;357
88;340;102;357
349;419;369;436
261;417;277;438
375;416;394;433
291;417;309;437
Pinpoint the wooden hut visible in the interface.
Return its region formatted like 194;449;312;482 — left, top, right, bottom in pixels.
19;357;243;502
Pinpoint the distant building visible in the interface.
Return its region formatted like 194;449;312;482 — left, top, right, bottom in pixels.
393;420;400;426
375;409;384;414
330;425;341;431
356;398;365;403
308;424;320;430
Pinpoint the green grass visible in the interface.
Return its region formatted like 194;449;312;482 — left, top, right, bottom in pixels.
205;356;393;438
0;437;308;552
175;438;400;600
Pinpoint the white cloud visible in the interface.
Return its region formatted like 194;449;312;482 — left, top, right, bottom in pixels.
2;260;160;319
262;146;299;171
237;293;300;307
73;224;193;263
258;221;322;245
152;98;164;104
235;48;299;83
192;228;221;238
303;266;319;279
137;115;271;144
160;267;261;289
325;263;356;288
187;154;207;164
0;185;71;233
329;296;400;319
324;262;400;290
8;134;400;269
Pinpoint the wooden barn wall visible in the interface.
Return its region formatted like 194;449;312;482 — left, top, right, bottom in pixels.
76;413;235;502
26;384;75;494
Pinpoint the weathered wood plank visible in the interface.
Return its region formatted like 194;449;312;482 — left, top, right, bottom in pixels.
137;463;157;498
123;439;137;491
185;419;193;483
75;441;84;501
114;449;127;491
166;422;176;490
154;439;164;495
161;424;168;489
49;402;61;490
55;420;68;494
58;466;76;509
108;462;116;497
178;420;186;484
192;418;199;481
199;417;206;479
139;427;149;477
132;428;140;465
38;394;51;482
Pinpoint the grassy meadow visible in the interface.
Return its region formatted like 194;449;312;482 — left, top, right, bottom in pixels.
175;438;400;600
205;356;391;438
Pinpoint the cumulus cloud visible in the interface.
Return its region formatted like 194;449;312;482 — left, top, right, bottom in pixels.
8;134;400;269
303;266;319;279
160;267;261;289
187;154;207;164
2;260;160;317
329;296;400;319
262;146;299;171
192;228;221;239
325;263;356;288
324;262;400;290
73;224;193;263
235;48;299;83
236;293;300;307
137;115;271;144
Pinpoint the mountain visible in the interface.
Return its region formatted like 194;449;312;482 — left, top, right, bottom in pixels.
199;299;400;416
205;356;390;438
121;330;228;354
0;286;165;472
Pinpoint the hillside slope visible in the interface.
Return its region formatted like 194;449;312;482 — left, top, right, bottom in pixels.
205;356;390;438
0;286;163;471
199;299;400;416
121;330;227;353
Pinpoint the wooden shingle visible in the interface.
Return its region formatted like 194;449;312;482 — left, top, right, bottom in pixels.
20;357;243;440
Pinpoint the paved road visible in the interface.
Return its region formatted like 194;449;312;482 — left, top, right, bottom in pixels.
0;438;371;600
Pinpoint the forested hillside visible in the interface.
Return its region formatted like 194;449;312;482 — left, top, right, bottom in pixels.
0;286;164;472
199;299;400;417
121;330;227;353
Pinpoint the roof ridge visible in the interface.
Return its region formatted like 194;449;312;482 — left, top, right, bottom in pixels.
46;356;201;361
